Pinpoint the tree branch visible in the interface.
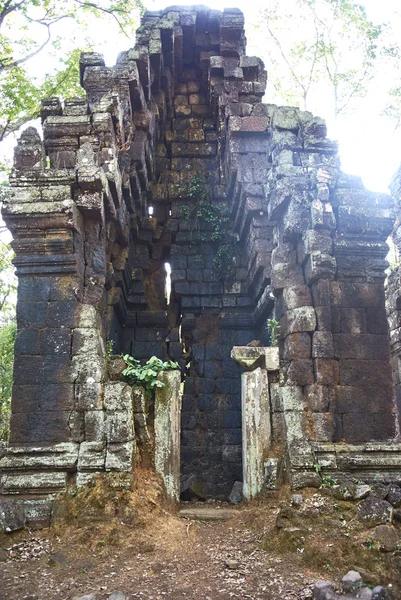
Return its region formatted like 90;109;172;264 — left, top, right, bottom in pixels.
265;20;308;100
0;55;79;141
73;0;130;38
336;64;373;115
0;15;69;71
0;0;27;30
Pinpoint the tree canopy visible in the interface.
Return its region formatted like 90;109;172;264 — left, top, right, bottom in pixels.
0;240;16;441
255;0;393;121
0;0;144;141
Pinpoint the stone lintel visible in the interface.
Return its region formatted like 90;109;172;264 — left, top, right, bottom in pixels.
0;442;79;472
1;472;68;495
231;346;279;371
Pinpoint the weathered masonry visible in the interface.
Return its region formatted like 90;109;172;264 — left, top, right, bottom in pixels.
2;5;401;527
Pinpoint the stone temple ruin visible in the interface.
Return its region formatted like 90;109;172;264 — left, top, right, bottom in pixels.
1;5;401;530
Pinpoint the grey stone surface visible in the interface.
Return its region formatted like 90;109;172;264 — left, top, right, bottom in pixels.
0;499;26;532
291;494;303;507
312;581;336;600
108;593;127;600
355;485;372;500
342;571;363;593
357;497;393;527
358;588;373;600
228;481;243;504
371;587;388;600
387;484;401;507
179;507;239;521
372;524;399;552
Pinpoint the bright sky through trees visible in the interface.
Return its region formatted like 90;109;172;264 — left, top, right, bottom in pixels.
143;0;401;193
1;0;401;194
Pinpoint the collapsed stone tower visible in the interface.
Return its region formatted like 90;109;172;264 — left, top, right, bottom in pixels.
1;5;401;528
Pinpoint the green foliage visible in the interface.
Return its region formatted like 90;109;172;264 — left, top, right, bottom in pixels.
122;355;179;397
0;321;16;441
0;0;144;140
320;474;337;488
181;175;238;281
106;339;115;359
257;0;385;119
313;462;337;488
1;46;85;140
0;241;17;440
363;537;378;551
0;241;16;321
266;318;280;347
383;86;401;129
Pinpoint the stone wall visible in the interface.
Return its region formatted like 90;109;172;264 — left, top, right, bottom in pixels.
1;5;401;517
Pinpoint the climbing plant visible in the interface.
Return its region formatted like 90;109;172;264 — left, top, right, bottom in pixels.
122;355;179;397
180;175;238;281
266;318;280;347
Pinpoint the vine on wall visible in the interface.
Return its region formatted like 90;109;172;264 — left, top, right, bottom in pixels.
180;175;237;281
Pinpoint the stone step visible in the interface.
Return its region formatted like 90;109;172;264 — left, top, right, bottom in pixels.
178;507;239;521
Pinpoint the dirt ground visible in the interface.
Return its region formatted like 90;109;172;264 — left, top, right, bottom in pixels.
0;473;400;600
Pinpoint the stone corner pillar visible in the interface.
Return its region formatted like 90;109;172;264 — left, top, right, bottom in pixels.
231;346;279;499
154;370;182;505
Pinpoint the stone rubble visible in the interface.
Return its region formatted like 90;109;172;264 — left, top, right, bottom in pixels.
312;572;390;600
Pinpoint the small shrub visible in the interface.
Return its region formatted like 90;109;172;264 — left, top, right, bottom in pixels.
266;318;280;346
122;355;179;397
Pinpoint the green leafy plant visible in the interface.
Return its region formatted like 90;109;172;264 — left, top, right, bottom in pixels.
364;537;378;551
181;175;238;281
0;321;16;441
320;475;337;488
266;318;280;347
106;340;115;359
0;0;145;141
122;355;179;397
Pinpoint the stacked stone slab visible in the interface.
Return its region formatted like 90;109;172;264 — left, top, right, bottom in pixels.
1;4;401;521
389;169;401;436
263;112;399;487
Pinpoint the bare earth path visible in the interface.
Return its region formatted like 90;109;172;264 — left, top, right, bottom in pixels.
0;505;316;600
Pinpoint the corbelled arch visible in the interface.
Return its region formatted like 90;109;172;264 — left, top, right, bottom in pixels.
1;6;401;530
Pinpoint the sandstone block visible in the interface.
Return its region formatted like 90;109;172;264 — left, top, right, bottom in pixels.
315;307;332;331
304;253;336;284
283;333;311;360
284;360;315;386
314;358;339;385
305;384;334;412
340;360;392;387
273;108;300;130
105;441;135;472
333;334;389;360
286;307;317;334
229;116;269;134
283;285;312;311
279;386;304;412
312;413;336;441
104;382;133;412
387;484;401;507
299;229;333;263
312;332;334;358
